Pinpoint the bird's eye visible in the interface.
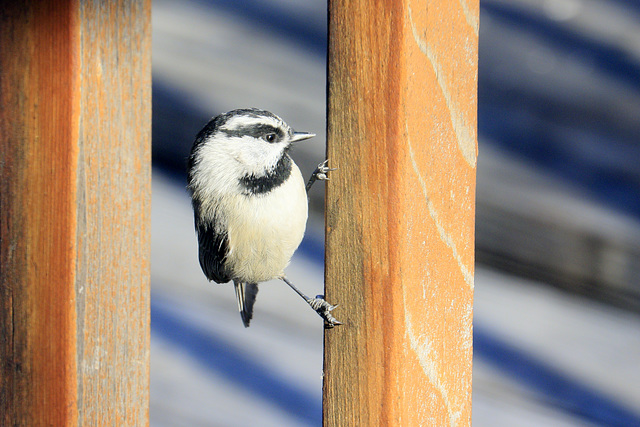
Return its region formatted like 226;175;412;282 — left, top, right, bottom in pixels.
264;133;277;143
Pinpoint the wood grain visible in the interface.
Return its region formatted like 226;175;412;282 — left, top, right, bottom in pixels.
323;1;478;425
0;1;151;425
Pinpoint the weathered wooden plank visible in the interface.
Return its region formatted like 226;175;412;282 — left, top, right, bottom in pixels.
323;0;478;425
0;2;79;424
75;1;151;424
0;0;151;424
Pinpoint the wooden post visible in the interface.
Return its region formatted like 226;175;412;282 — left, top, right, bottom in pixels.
0;1;151;425
323;0;478;425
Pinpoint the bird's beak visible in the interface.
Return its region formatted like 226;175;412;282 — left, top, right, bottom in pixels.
291;131;316;142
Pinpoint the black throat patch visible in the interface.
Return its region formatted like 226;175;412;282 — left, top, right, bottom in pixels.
239;154;292;195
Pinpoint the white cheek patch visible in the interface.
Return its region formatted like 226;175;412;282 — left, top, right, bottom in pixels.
233;137;285;175
190;138;242;205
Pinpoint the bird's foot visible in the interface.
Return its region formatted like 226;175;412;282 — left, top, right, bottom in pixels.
312;159;337;181
307;295;342;329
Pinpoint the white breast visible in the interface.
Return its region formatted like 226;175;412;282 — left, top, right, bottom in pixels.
222;164;308;283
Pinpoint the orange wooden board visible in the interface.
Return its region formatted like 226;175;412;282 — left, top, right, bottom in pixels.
0;1;151;424
323;1;478;425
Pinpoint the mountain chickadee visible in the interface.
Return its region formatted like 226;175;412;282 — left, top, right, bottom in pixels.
188;108;341;328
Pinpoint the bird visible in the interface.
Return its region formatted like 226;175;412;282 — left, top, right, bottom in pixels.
187;108;341;328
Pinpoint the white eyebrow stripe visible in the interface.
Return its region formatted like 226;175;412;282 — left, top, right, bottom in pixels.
221;115;283;132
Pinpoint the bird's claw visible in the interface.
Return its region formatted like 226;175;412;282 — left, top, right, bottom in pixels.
308;295;343;329
306;160;337;193
313;160;337;181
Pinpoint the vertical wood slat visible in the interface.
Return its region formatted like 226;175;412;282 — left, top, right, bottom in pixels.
0;2;78;424
0;1;151;425
323;0;478;425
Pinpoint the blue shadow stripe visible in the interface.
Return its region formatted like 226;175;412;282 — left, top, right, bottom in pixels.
151;294;321;426
609;0;640;15
482;2;640;91
478;102;640;219
189;0;327;57
298;234;325;267
474;325;640;426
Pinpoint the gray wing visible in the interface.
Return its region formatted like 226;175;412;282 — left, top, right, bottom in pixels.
194;209;230;284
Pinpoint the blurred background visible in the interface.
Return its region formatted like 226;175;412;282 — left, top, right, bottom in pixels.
150;0;640;425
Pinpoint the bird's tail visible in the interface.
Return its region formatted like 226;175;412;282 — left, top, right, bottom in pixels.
234;281;259;327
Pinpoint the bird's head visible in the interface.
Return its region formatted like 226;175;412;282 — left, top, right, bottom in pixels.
188;108;314;196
